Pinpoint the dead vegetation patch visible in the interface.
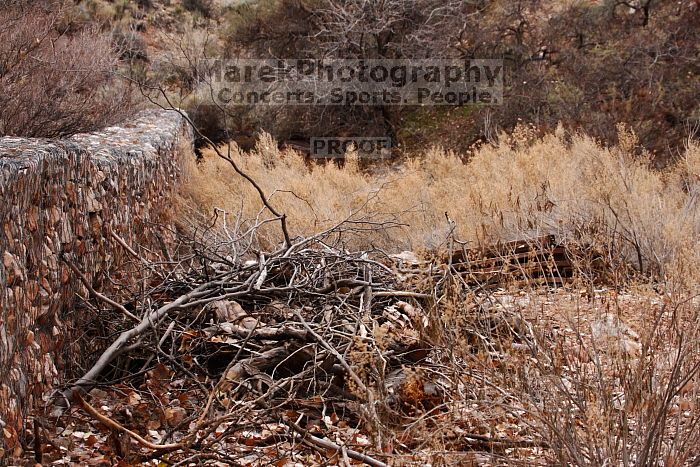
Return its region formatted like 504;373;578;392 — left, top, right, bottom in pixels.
22;125;700;465
22;222;700;465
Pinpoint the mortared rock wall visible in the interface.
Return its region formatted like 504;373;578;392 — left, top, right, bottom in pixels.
0;109;193;456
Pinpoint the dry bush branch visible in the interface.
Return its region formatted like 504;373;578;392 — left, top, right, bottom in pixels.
76;394;184;452
0;1;135;138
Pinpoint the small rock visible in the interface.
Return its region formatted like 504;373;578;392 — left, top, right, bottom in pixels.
3;252;24;285
85;190;102;213
591;315;641;357
207;300;246;322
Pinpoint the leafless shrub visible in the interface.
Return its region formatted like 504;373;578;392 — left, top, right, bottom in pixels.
182;0;214;18
183;125;700;280
0;1;135;138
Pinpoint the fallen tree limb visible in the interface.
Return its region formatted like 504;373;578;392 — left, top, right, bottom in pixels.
457;431;548;449
223;345;290;381
59;279;250;405
373;290;431;299
76;394;184;452
205;323;310;341
286;419;389;467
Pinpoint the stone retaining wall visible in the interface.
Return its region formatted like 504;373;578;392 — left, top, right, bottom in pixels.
0;110;193;456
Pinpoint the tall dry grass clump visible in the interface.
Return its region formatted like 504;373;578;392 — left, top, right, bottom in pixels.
182;125;700;286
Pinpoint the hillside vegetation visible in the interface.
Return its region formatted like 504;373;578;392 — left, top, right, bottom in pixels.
4;0;695;160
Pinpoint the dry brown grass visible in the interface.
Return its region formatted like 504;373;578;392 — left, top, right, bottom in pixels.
182;125;700;286
172;125;700;465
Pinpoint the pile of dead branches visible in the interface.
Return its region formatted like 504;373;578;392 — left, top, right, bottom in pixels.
31;206;554;467
35;215;472;465
28;117;549;466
